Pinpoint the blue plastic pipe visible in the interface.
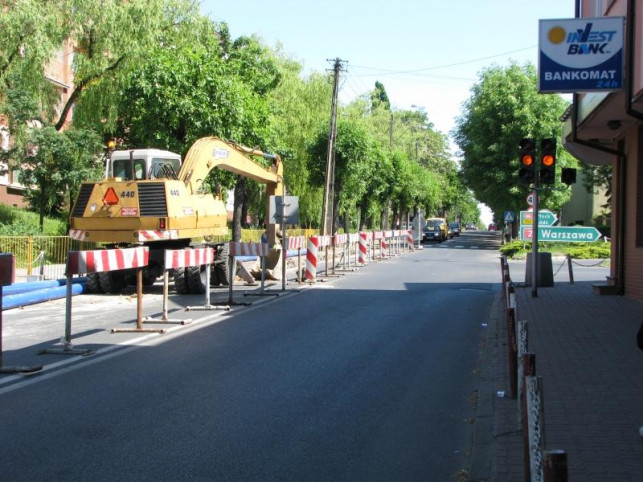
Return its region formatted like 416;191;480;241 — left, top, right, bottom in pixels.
3;283;86;311
3;277;86;296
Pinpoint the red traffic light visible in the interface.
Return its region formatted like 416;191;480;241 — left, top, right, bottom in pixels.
540;138;556;184
521;154;534;166
518;138;536;183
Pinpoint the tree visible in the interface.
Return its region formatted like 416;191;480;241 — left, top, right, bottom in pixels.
1;0;198;227
267;54;333;227
453;63;574;223
112;17;281;239
371;81;390;111
16;126;102;231
307;118;377;231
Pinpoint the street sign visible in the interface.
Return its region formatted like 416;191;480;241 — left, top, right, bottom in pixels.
269;196;300;225
520;210;558;227
504;211;515;223
520;225;602;243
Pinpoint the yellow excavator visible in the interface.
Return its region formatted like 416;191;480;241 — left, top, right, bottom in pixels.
69;137;283;293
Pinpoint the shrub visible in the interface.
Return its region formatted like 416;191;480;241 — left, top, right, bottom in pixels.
0;207;67;236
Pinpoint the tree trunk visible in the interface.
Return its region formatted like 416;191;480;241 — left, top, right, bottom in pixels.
232;176;247;242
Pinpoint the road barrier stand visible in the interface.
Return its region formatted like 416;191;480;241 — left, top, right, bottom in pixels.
96;248;168;335
332;233;355;274
0;253;42;374
305;236;319;282
287;236;306;283
406;229;415;252
161;247;227;315
346;233;358;270
358;232;369;265
228;242;276;304
372;231;383;260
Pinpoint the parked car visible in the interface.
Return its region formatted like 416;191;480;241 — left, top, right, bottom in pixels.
488;223;498;231
423;217;448;242
449;222;461;236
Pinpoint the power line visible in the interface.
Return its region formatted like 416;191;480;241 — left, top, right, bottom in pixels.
349;45;536;77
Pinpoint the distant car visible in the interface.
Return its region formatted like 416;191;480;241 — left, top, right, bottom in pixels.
488;223;498;231
450;222;461;236
465;222;477;230
423;217;448;242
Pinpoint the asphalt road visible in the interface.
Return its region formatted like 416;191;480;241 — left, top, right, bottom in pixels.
0;231;502;481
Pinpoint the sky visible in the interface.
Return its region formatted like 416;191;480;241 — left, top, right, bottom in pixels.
200;0;577;223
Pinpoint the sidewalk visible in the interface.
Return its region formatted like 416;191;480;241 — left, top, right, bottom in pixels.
487;258;643;481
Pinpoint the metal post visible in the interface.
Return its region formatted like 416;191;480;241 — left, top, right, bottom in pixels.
64;273;73;346
566;254;574;284
281;198;286;291
531;178;539;297
228;255;235;305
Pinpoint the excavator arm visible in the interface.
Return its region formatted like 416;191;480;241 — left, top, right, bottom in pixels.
178;137;283;196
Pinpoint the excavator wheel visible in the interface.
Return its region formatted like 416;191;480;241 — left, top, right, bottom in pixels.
98;271;126;294
84;272;101;293
214;244;230;286
172;268;190;294
186;265;206;294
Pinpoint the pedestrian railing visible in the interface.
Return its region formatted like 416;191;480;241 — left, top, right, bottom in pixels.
500;256;569;482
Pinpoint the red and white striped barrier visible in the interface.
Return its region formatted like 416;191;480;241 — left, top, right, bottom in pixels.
406;229;415;251
306;236;320;282
159;247;217;318
227;241;275;304
229;242;271;257
164;247;213;269
287;236;306;250
334;233;348;246
66;246;148;275
42;247;152;356
358;232;369;265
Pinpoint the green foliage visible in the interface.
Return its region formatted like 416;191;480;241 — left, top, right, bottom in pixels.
499;239;610;259
0;206;67;236
267;55;332;227
453;63;577;223
11;126;103;230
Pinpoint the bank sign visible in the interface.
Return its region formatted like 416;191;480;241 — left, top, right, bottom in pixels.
538;17;624;93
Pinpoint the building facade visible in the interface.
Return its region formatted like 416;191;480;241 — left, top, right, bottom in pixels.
0;40;75;208
562;0;643;299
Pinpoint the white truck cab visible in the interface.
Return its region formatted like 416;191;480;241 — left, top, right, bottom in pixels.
105;148;182;181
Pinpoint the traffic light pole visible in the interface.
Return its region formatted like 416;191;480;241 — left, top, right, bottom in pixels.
531;176;539;298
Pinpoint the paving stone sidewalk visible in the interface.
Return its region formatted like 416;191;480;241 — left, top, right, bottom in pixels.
486;259;643;481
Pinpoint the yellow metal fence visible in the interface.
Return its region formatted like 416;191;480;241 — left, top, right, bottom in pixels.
0;229;319;282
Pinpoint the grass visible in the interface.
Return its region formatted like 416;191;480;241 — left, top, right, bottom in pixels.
499;238;611;260
0;205;68;236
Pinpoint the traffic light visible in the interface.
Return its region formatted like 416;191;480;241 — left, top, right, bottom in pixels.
539;138;556;184
518;138;536;183
561;167;577;185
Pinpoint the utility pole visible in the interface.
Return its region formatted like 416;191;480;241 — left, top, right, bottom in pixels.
321;57;346;236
